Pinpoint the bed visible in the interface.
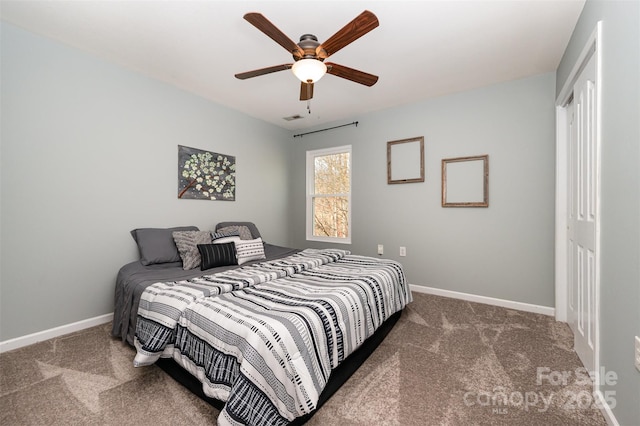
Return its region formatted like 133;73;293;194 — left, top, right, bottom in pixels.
112;222;412;425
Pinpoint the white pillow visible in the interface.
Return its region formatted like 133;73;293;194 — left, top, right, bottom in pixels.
214;236;241;244
235;238;266;265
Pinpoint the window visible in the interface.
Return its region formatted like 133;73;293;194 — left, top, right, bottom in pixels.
306;145;351;244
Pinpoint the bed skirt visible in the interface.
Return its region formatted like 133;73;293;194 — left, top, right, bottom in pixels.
156;309;403;425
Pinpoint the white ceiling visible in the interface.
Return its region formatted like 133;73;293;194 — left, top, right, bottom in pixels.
1;0;585;130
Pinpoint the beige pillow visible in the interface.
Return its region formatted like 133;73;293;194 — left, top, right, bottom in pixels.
172;230;213;270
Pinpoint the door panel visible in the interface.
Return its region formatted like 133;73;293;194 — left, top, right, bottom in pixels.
567;100;576;332
568;53;597;374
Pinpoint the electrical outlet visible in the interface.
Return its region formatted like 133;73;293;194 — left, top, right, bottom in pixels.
635;336;640;372
377;244;384;255
399;246;406;257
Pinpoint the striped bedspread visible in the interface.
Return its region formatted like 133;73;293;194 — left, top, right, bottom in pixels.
133;249;349;367
172;254;412;426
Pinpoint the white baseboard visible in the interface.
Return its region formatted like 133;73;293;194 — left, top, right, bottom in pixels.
594;390;620;426
0;312;114;353
410;284;555;316
0;288;554;352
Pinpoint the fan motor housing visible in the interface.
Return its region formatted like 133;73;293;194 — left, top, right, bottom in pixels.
296;34;324;60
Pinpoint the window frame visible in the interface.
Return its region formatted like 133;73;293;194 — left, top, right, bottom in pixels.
306;145;352;244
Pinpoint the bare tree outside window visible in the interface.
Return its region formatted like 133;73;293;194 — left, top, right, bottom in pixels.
306;146;351;243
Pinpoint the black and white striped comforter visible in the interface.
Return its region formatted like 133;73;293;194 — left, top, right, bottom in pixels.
134;249;349;367
134;249;411;425
173;255;411;425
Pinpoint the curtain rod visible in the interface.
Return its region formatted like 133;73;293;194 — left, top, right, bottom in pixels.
293;121;358;138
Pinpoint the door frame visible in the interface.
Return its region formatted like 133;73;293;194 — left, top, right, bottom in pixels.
555;21;602;378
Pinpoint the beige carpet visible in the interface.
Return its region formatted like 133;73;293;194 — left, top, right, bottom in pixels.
1;293;607;425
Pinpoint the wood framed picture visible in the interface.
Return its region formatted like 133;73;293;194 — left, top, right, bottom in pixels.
441;155;489;207
387;136;425;184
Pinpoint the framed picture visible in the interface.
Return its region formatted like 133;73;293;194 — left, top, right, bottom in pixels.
387;136;425;184
441;155;489;207
178;145;236;201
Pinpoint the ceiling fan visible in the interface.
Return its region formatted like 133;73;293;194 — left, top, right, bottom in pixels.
235;10;379;102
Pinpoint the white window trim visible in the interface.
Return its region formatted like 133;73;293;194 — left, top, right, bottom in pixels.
306;145;352;244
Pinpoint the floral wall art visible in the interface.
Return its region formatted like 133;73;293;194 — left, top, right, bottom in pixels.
177;145;236;201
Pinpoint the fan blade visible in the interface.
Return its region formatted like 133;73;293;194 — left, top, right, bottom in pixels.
316;10;379;59
235;64;292;80
300;82;314;101
326;63;378;86
243;13;304;58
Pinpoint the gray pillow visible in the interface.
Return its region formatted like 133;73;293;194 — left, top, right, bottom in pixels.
131;226;199;265
216;224;255;240
215;222;261;239
173;230;214;270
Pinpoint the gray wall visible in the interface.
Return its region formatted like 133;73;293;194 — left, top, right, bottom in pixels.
556;1;640;424
289;72;557;307
0;23;291;341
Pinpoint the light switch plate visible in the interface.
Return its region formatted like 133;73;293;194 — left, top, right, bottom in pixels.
377;244;384;255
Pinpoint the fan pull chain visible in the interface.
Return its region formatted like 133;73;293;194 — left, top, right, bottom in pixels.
305;80;312;114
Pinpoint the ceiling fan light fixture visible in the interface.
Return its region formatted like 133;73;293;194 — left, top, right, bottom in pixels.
292;59;327;83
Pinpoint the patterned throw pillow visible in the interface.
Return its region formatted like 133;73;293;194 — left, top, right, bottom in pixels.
216;225;253;240
172;231;213;270
197;243;237;270
235;237;266;265
211;229;240;240
211;230;241;248
213;236;241;245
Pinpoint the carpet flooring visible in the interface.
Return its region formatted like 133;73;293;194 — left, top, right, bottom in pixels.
0;292;607;425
